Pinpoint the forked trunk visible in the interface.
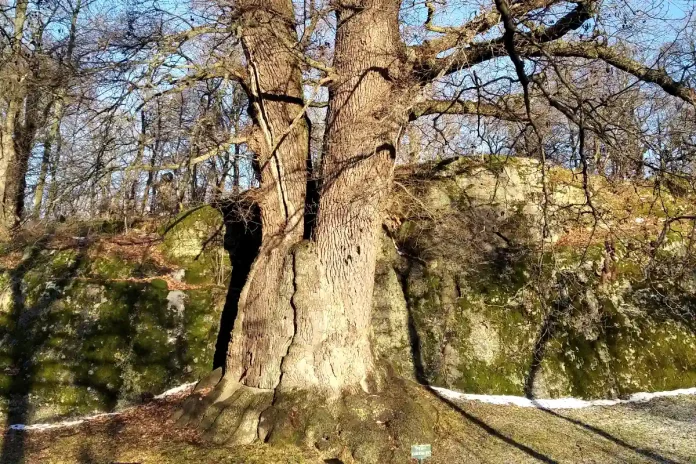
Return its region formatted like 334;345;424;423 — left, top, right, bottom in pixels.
176;0;405;448
223;0;401;396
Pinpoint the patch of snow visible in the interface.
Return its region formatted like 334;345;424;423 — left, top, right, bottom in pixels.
431;386;696;409
7;382;196;432
9;413;120;431
10;383;696;432
154;381;197;399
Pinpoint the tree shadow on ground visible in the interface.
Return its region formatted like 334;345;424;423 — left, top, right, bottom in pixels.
76;418;124;463
533;404;682;464
524;285;683;464
401;273;558;464
427;390;559;464
625;398;696;424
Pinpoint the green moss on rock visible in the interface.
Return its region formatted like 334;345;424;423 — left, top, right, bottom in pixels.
158;206;230;286
378;158;696;399
0;228;226;423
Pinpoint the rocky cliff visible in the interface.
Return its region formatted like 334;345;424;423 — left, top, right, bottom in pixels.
0;156;694;424
0;208;228;423
373;156;696;398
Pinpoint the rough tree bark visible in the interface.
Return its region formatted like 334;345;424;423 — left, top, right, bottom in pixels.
174;2;418;453
175;0;316;443
219;0;310;394
277;0;403;393
220;0;403;397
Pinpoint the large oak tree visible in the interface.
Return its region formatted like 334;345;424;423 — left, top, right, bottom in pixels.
167;0;696;452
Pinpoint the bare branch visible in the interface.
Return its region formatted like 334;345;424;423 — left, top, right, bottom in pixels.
409;98;525;121
117;136;247;173
415;0;558;65
416;0;595;81
536;42;696;105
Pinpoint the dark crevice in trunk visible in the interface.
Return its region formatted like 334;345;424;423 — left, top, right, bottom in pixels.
304;175;319;241
276;248;300;391
213;200;262;370
303;115;318;241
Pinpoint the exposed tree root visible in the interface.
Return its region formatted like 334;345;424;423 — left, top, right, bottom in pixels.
173;369;441;463
173;368;274;445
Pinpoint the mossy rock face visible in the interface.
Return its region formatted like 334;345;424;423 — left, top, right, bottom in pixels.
160;206;230;285
1;157;694;425
371;245;414;376
161;206;223;258
376;157;696;399
0;224;226;423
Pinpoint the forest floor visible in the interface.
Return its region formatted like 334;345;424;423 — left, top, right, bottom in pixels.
0;382;694;464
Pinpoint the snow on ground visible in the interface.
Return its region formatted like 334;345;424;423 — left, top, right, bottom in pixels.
154;381;197;399
8;382;197;432
431;386;696;409
7;383;696;432
9;413;122;432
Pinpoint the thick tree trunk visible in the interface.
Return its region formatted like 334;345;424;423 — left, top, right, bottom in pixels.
222;0;401;395
11;94;40;224
177;0;407;449
277;0;402;393
0;0;29;238
0;100;21;238
222;0;310;390
1;66;42;234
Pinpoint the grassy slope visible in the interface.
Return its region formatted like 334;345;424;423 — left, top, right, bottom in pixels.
2;384;694;464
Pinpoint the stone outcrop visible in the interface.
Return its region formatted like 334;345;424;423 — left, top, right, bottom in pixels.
1;158;694;424
373;156;696;398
